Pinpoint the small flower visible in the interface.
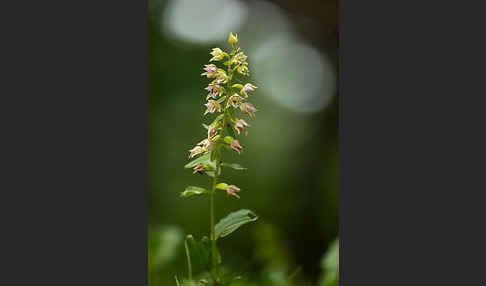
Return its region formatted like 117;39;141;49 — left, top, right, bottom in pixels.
234;119;250;135
188;146;204;158
215;70;228;84
209;48;225;62
228;32;238;46
236;62;249;76
201;64;218;78
193;164;205;174
240;83;257;98
227;184;241;199
229;94;242;108
205;84;222;100
207;125;218;140
204;100;221;115
232;52;247;65
230;139;243;155
239;102;257;118
198;139;215;152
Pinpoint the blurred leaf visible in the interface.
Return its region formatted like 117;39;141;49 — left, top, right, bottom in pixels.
186;235;221;272
216;96;227;104
215;209;258;239
221;162;247;170
185;153;211;169
186;235;211;271
202;123;209;130
181;186;210;198
148;226;183;272
319;238;339;286
180;279;197;286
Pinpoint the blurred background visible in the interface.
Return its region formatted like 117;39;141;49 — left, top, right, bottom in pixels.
148;0;338;285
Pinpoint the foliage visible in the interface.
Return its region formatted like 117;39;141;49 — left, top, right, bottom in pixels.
319;238;339;286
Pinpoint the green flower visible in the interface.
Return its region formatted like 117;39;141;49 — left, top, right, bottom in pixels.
209;48;226;62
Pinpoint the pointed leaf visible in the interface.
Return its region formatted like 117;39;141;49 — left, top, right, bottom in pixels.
215;209;258;239
180;186;210;198
185;153;211;169
216;96;227;104
221;162;247;170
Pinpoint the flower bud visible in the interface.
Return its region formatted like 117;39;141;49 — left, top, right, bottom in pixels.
223;136;234;144
215;70;229;84
227;185;241;199
197;138;215;152
201;64;218;78
240;83;257;98
236;62;249;76
188;146;204;158
234;119;250;135
228;32;238;46
207;125;218;139
230;139;243;155
209;48;225;62
239;102;257;118
193;164;205;174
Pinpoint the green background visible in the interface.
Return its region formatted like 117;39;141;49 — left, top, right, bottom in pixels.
148;0;338;284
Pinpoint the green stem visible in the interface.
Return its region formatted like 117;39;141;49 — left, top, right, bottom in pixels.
209;47;234;285
184;238;192;280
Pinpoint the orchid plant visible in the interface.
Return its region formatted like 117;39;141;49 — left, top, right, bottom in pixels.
178;33;259;286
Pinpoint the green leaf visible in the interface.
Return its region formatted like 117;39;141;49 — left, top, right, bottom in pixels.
232;84;243;89
186;235;221;272
215;209;258;239
205;165;221;178
319;238;339;286
211;114;225;126
180;186;210;198
221;162;247;170
216;96;227;104
202;123;209;130
184;153;211;169
186;235;211;271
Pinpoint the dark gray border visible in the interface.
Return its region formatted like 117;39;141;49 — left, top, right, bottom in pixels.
1;0;147;284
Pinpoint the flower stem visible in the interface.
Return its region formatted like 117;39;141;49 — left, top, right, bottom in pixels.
209;49;234;285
